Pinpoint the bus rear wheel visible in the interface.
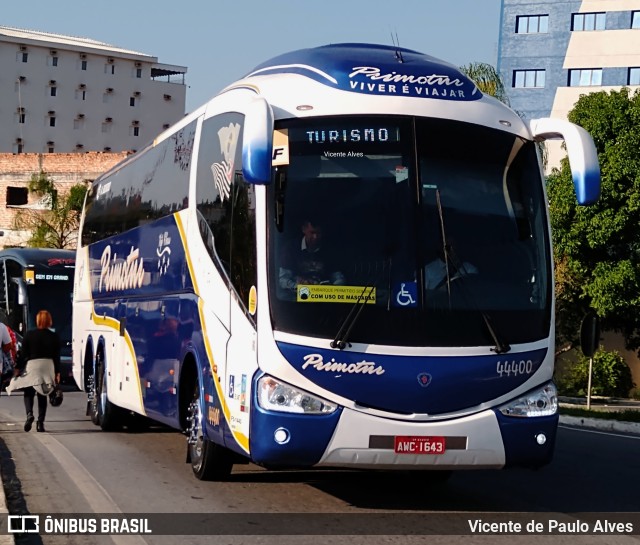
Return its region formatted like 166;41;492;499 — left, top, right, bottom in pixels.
186;382;233;481
91;350;121;431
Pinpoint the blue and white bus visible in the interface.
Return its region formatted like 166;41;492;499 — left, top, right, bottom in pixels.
72;43;600;480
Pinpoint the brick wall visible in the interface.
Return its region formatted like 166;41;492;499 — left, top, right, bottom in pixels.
0;152;129;247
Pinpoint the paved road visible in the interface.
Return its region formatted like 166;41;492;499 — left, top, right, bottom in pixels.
1;390;639;545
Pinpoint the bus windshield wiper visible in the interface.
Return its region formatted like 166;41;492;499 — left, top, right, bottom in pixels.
434;190;511;355
331;283;376;350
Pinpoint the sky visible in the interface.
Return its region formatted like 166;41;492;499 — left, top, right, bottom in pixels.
2;0;503;113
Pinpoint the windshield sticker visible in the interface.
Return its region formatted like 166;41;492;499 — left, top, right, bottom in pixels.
302;353;385;376
395;166;409;183
297;285;376;304
393;282;417;308
272;129;290;166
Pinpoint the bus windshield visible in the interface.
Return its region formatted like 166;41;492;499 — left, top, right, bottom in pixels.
267;115;551;347
26;282;73;342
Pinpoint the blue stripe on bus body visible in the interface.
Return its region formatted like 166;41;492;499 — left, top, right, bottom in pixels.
249;372;342;467
87;215;193;299
276;342;548;415
495;410;558;469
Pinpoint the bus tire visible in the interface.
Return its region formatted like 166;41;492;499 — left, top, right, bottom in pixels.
92;349;122;431
187;382;233;481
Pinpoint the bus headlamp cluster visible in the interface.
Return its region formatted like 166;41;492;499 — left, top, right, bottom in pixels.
257;376;338;415
498;382;558;417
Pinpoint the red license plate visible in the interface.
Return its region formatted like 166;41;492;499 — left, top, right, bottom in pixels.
394;436;446;455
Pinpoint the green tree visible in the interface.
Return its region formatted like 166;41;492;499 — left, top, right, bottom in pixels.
556;348;635;398
547;88;640;352
13;171;89;249
459;62;510;105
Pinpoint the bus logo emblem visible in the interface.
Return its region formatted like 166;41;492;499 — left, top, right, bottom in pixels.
417;373;432;387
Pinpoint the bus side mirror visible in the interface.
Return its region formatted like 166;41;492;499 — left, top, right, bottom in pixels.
17;281;27;306
530;117;601;205
242;96;274;185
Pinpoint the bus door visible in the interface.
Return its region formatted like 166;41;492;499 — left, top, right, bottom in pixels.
224;178;258;449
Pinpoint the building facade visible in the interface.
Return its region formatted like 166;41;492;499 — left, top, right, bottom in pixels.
0;26;187;154
498;0;640;166
499;0;640;393
0;152;128;247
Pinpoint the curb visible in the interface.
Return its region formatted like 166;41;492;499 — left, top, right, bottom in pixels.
0;472;14;545
559;414;640;436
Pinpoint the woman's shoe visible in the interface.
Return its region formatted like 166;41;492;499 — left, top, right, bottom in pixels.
36;422;45;433
24;414;34;432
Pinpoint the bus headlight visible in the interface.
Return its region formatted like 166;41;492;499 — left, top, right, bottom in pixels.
257;376;338;415
498;382;557;417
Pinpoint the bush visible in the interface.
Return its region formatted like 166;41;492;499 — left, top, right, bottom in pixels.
556;348;635;398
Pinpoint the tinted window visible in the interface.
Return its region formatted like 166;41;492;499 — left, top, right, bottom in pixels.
82;120;195;244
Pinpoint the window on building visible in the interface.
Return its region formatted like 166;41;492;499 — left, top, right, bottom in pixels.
105;63;115;75
513;69;546;88
74;118;85;130
130;97;136;107
81;60;88;71
102;121;112;134
50;86;57;97
136;68;142;78
568;68;603;86
131;125;140;137
6;186;28;205
572;12;606;31
632;11;640;29
46;141;55;153
516;14;549;34
49;116;56;128
48;55;59;67
76;88;86;100
629;68;640;85
20;52;28;63
16;109;25;124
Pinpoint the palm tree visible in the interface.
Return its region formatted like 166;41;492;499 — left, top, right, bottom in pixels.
459;62;510;106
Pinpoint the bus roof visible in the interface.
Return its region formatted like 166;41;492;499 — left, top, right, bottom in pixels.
243;43;482;103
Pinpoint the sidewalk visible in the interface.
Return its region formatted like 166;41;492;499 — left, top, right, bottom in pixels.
558;395;640;436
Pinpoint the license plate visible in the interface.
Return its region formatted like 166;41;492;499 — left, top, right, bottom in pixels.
394;435;446;455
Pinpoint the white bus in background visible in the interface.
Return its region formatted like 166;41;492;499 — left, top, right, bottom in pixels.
72;43;600;480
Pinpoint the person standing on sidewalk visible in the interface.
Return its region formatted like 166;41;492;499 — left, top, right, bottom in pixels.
7;310;61;432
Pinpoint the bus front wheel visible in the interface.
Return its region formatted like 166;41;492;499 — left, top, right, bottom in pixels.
186;382;233;481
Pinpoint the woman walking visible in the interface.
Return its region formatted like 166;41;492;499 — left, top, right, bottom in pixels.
7;310;61;432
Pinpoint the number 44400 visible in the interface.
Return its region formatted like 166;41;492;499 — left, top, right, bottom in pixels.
496;360;533;378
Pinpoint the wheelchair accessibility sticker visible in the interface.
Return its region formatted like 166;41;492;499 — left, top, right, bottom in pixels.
393;282;417;307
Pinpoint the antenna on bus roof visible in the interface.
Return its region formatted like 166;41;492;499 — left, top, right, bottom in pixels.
390;30;404;64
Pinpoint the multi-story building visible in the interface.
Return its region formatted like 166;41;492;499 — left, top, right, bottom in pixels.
499;0;640;391
498;0;640;167
0;26;187;153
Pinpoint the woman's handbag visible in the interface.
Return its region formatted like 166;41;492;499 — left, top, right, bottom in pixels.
49;386;63;407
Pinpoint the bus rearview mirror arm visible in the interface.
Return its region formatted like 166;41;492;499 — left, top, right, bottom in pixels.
530;117;601;205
